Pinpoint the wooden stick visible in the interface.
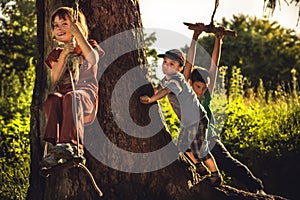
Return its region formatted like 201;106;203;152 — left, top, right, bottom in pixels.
183;22;237;37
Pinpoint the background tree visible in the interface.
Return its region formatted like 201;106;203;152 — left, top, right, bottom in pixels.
27;0;287;199
0;0;36;120
264;0;300;25
0;0;35;199
0;0;297;199
184;14;300;92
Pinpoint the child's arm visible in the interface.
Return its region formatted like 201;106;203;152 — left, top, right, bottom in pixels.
70;22;98;66
183;23;205;81
140;88;171;104
208;31;224;94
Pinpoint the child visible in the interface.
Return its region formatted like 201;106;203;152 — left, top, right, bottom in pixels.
140;49;222;187
40;7;105;167
183;23;265;195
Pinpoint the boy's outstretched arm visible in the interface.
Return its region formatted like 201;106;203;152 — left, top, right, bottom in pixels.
208;31;224;94
140;88;171;104
183;23;205;81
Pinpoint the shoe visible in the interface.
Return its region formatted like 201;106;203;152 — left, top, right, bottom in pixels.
203;171;223;187
40;154;59;168
49;143;83;160
178;152;202;188
195;162;210;176
255;189;266;195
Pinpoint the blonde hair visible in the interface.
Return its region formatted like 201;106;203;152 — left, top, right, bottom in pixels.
50;6;88;38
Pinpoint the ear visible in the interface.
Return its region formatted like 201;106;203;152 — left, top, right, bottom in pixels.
177;65;183;72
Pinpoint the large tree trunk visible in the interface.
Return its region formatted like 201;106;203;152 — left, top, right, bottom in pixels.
27;0;287;199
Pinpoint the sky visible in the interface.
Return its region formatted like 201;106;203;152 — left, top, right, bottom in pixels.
139;0;299;49
139;0;299;36
139;0;299;78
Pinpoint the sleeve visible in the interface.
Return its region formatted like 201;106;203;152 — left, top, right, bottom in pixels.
165;78;182;96
45;48;63;69
89;39;105;59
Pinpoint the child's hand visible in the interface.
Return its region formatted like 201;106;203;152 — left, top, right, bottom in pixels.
195;23;205;33
189;22;205;39
62;40;75;55
140;95;151;104
215;27;225;40
70;22;81;37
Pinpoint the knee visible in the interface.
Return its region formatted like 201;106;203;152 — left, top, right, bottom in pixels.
44;93;62;109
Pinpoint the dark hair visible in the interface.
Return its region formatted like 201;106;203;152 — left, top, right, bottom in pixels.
50;7;88;38
190;66;210;85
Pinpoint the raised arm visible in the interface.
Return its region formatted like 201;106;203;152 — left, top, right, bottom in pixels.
208;31;224;94
183;23;205;81
70;22;98;66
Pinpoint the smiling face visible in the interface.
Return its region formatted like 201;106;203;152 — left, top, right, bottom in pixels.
52;15;73;43
162;57;182;77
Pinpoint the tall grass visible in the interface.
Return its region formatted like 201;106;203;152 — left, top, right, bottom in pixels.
218;66;300;158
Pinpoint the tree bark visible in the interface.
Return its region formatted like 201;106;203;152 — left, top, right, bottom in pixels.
28;0;287;199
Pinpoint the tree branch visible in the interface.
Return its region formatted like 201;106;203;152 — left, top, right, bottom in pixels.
183;22;237;37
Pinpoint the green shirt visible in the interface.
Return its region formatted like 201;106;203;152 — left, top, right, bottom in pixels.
199;90;217;138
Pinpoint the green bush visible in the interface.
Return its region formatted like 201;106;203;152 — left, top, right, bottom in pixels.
158;97;180;143
0;114;30;200
219;66;300;158
0;61;34;200
213;66;300;198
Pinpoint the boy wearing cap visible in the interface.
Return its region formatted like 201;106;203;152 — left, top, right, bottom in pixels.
140;48;222;187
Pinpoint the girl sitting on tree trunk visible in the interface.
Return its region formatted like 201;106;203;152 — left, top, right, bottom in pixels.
40;7;104;167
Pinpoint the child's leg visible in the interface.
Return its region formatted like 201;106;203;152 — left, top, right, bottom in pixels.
60;91;84;145
190;116;211;163
44;93;63;144
203;157;218;173
189;117;222;186
185;151;210;176
185;151;198;164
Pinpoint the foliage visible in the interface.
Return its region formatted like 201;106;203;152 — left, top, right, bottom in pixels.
213;66;300;197
0;113;31;200
157;97;180;143
144;31;161;86
0;0;299;199
189;14;300;92
0;1;36;199
0;61;34;200
263;0;300;25
219;66;300;158
0;0;37;120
